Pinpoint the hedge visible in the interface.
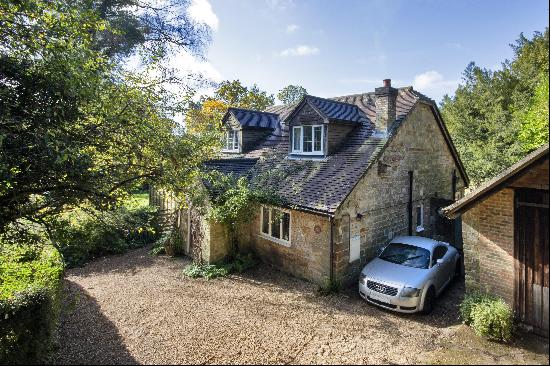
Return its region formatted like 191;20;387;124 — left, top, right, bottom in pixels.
0;243;64;364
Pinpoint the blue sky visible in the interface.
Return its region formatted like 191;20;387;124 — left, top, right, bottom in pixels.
183;0;549;103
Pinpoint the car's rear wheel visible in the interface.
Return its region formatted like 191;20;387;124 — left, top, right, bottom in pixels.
422;286;436;314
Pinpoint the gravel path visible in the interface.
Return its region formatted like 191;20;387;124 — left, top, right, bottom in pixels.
53;246;466;364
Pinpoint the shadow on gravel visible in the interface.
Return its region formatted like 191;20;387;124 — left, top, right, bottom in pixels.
232;264;464;330
66;245;169;279
52;280;138;365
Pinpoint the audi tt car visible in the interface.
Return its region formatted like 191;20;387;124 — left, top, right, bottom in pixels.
358;236;460;314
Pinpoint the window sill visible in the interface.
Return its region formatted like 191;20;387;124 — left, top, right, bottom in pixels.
259;233;291;247
286;154;327;161
221;150;241;154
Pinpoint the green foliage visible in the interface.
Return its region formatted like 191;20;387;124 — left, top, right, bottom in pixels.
185;80;275;133
214;80;275;111
317;277;342;296
517;73;549;152
182;253;257;280
460;292;514;342
51;204;160;268
183;263;229;280
441;28;549;184
277;84;308;105
0;240;64;364
0;0;218;231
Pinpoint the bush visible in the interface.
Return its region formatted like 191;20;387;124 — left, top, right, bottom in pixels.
460;292;514;342
52;204;160;268
0;242;64;364
182;253;257;280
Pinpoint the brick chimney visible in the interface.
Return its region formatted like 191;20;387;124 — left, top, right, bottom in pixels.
375;79;398;134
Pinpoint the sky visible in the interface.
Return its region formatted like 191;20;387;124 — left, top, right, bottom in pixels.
182;0;549;104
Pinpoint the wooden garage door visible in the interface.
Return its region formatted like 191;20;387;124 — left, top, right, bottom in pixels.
514;189;549;337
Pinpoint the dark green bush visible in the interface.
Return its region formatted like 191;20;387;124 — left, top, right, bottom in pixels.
182;252;258;280
460;291;514;342
52;205;160;268
0;242;64;364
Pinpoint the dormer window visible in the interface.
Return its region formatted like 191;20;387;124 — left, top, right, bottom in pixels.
291;125;323;155
222;130;239;152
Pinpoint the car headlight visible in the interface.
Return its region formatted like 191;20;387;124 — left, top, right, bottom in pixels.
401;287;421;297
359;272;367;282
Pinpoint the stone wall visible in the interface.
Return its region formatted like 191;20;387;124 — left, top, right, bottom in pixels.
238;207;332;284
333;102;467;286
461;189;515;305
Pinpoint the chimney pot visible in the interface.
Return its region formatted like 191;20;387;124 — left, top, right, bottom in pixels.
383;79;391;87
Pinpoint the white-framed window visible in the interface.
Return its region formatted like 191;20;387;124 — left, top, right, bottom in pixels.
415;204;424;233
291;125;323;155
222;130;239;152
260;206;291;245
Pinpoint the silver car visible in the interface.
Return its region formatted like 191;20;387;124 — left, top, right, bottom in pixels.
358;236;460;314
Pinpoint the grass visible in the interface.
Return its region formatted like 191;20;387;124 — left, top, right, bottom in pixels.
124;193;149;210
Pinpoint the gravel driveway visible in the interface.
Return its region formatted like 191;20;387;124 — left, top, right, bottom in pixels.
50;246;504;364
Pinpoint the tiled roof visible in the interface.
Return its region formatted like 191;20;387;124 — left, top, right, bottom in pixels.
287;95;367;124
227;107;279;129
204;158;259;177
207;87;459;215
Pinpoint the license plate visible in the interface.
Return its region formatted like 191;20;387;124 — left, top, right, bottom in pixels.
369;290;391;303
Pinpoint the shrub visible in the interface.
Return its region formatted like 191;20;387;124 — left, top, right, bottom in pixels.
182;253;258;280
460;292;514;342
52;204;160;268
0;241;64;364
317;277;342;296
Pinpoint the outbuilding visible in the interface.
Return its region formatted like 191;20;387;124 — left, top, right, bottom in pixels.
443;144;549;337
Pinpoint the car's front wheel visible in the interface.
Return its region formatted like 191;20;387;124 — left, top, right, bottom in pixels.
421;286;436;314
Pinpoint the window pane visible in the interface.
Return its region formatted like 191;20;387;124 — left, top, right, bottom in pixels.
313;126;322;152
271;209;281;238
262;207;269;234
303;126;313;152
282;212;290;241
224;132;229;150
293;127;301;151
233;131;239;150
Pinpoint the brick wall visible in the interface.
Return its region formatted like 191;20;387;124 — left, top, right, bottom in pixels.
461;188;515;305
333;102;467;286
237;207;332;284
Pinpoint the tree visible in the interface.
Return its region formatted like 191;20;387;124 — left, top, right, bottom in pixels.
277;85;307;105
86;0;211;62
0;0;217;230
441;28;549;184
185;80;275;133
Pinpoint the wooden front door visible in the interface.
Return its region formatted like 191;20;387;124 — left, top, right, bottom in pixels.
514;189;549;337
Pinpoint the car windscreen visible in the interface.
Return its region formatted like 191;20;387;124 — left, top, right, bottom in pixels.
379;243;431;269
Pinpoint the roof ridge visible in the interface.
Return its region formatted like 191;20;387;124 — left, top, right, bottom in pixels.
304;94;361;109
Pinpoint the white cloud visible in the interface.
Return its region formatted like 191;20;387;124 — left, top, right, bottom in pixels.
280;45;319;57
286;24;299;33
171;50;222;83
412;70;458;101
188;0;219;31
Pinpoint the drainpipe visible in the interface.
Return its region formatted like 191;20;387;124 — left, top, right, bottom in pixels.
329;216;334;283
408;171;414;236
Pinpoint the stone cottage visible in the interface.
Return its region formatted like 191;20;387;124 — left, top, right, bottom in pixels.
443;144;548;337
170;79;469;286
